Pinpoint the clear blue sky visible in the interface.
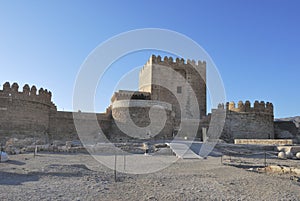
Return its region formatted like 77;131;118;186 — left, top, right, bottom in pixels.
0;0;299;118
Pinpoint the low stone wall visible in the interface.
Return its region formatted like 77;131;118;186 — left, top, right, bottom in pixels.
234;139;294;145
260;165;300;175
276;146;300;154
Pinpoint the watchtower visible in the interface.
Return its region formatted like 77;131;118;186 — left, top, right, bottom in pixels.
139;55;207;121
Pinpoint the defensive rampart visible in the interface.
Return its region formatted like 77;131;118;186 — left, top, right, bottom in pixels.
0;82;56;142
216;100;274;142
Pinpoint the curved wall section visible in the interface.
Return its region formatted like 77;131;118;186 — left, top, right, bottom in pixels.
111;100;174;141
0;82;56;141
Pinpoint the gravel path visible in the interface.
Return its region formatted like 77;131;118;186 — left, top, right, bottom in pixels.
0;153;299;200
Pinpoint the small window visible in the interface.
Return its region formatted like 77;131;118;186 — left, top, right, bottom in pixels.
177;86;182;94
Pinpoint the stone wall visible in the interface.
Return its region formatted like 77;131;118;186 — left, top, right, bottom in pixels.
48;111;77;141
216;100;274;142
0;82;113;144
0;58;279;146
139;63;152;93
274;121;299;141
234;139;293;145
111;99;174;141
49;111;112;142
111;90;151;102
0;82;56;144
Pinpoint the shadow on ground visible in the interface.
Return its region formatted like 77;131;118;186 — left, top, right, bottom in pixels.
4;160;26;166
0;164;97;185
0;172;39;185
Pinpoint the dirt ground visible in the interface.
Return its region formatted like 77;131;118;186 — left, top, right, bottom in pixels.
0;151;299;201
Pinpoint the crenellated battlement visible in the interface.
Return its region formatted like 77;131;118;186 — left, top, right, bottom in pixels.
111;90;151;103
0;82;56;108
217;100;274;114
145;55;206;68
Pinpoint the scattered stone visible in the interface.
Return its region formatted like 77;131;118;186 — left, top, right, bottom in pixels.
296;152;300;160
290;176;300;182
2;151;300;200
0;151;9;162
34;139;46;145
286;151;293;159
66;141;73;149
147;196;158;200
4;138;34;154
52;140;65;147
278;151;286;159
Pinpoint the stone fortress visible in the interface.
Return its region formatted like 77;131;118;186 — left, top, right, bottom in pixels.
0;55;298;145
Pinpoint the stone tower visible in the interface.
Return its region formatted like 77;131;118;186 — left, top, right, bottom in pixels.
139;55;207;122
0;82;56;142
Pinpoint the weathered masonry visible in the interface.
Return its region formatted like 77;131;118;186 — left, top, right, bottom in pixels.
0;55;278;144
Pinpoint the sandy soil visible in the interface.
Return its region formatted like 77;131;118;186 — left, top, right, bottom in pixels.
0;151;299;201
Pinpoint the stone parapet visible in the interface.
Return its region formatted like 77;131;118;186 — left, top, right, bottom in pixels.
111;90;151;103
218;100;273;115
112;100;172;111
0;82;56;109
147;54;206;68
215;100;274;142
